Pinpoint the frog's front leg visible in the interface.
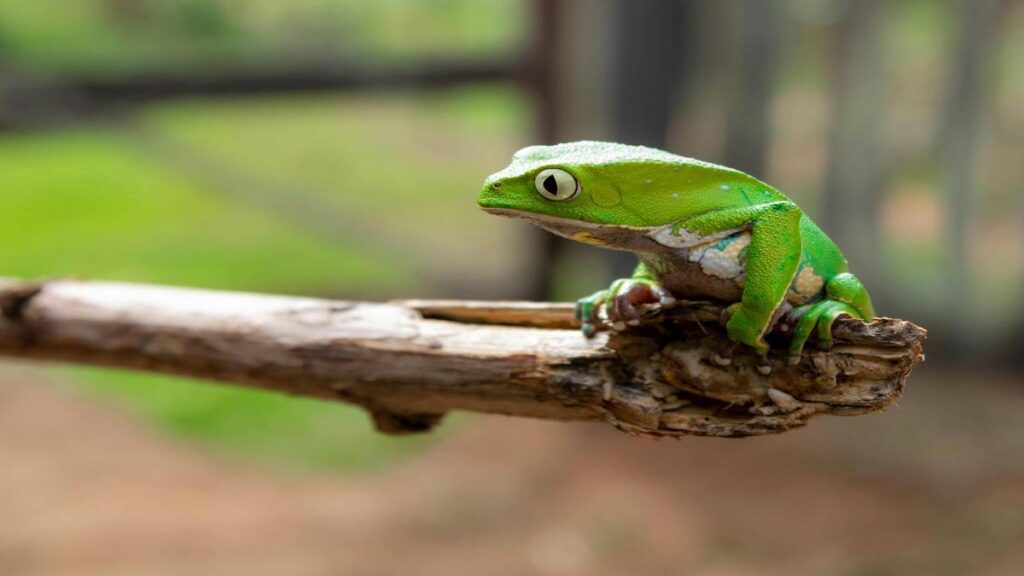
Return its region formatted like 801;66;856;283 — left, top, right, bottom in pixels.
576;262;675;336
675;202;803;354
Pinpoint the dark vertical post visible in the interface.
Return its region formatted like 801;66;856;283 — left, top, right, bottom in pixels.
0;61;7;132
606;0;687;277
940;0;1002;353
608;0;685;144
821;0;885;300
532;0;561;144
522;0;565;300
722;0;783;178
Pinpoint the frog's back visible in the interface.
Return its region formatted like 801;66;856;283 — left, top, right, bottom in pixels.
511;141;744;173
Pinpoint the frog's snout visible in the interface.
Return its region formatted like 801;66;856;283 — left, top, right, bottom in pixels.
477;178;505;209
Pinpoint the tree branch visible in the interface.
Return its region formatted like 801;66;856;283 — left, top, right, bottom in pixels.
0;278;925;437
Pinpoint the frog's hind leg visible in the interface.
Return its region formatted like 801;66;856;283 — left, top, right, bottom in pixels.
787;272;875;356
825;272;875;319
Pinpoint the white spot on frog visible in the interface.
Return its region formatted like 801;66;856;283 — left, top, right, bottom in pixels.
788;265;825;301
719;184;730;191
644;179;653;184
649;225;703;248
688;232;751;279
671;193;680;199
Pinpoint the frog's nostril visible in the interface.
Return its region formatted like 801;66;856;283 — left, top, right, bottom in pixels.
492;182;502;189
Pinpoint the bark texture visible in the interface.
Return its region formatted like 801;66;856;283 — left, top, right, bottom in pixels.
0;279;925;437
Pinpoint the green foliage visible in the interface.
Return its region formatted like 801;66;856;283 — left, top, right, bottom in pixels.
0;129;406;292
0;0;526;73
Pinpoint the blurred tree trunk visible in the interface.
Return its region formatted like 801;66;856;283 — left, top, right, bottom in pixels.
522;0;564;300
526;0;693;294
939;0;1002;354
608;0;686;145
0;58;7;131
821;0;886;303
722;0;783;179
526;1;769;293
525;0;618;299
605;0;693;278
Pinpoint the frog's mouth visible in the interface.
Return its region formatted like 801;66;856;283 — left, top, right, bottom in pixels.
481;207;652;250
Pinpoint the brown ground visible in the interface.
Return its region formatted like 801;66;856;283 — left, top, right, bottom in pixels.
1;366;1022;576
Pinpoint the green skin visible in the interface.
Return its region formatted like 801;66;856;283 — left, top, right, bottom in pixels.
478;141;876;356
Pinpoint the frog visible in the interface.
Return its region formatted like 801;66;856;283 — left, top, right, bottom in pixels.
477;141;875;357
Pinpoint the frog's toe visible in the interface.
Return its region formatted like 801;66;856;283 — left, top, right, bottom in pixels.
788;303;825;357
785;304;814;355
610;289;641;324
575;289;608;337
787;300;860;357
720;302;741;326
648;283;676;306
605;280;674;326
816;301;858;348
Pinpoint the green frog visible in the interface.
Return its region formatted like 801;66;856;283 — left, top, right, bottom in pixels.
478;141;875;356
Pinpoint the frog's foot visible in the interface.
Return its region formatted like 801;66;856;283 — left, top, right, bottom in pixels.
719;302;794;356
575;278;675;336
709;335;774;374
720;302;792;335
785;300;861;359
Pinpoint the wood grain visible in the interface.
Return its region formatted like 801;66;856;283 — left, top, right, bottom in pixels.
0;278;925;437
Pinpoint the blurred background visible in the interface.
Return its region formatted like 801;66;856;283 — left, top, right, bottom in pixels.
1;0;1022;574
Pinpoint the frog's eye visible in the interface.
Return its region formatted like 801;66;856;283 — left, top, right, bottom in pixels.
534;168;580;201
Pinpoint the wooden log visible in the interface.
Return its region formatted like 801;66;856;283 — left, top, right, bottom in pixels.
0;278;925;437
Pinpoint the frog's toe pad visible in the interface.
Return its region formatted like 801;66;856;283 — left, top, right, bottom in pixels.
606;281;674;324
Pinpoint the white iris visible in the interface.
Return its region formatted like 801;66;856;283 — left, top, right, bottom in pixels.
534;168;580;201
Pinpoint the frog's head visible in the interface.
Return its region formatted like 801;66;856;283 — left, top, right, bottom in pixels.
478;141;745;249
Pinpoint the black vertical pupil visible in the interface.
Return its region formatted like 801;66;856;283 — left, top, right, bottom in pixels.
543;174;559;194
